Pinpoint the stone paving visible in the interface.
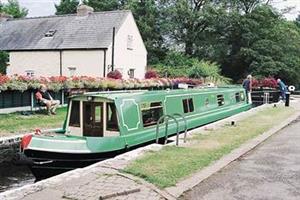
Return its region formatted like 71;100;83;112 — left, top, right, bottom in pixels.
180;118;300;200
0;144;168;200
21;169;164;200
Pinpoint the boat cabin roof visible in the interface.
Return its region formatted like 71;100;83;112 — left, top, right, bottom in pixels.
71;86;244;101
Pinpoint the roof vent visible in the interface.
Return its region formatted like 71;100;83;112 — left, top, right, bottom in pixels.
44;30;56;37
77;4;94;16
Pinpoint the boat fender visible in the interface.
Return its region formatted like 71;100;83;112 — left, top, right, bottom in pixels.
288;85;295;92
20;134;33;150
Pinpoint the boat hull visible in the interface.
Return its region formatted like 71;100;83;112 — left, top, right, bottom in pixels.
16;149;124;180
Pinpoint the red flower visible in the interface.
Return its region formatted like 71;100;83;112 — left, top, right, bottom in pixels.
107;70;122;79
145;70;159;79
0;74;10;85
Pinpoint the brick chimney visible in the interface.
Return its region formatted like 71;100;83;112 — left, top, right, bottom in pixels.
0;13;12;22
77;4;94;16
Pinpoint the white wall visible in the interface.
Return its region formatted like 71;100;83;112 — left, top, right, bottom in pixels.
109;12;147;79
7;13;147;79
8;51;60;76
7;50;105;77
62;50;104;77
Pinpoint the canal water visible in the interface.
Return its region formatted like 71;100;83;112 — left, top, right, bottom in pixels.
0;162;35;193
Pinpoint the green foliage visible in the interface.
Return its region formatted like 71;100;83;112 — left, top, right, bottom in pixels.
188;60;231;84
152;51;230;84
0;0;28;18
83;0;120;11
0;51;8;74
296;14;300;27
55;0;79;15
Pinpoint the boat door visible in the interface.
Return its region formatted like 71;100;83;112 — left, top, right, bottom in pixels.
83;102;104;137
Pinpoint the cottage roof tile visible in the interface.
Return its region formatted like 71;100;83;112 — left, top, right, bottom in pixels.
0;10;130;51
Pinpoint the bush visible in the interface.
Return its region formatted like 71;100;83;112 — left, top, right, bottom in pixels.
151;51;230;84
145;69;159;79
252;77;277;89
107;70;122;79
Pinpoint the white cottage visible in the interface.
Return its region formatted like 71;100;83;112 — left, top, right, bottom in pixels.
0;5;147;78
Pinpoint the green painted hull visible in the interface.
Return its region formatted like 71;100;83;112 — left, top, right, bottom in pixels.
26;87;251;154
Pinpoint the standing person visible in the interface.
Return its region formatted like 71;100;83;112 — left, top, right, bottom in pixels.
242;75;252;104
277;78;287;101
35;84;60;115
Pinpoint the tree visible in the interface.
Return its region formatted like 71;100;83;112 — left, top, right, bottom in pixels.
1;0;28;18
296;14;300;28
55;0;80;15
83;0;121;11
0;51;9;74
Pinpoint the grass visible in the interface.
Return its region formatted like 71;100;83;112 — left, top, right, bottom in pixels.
124;106;295;188
0;107;67;136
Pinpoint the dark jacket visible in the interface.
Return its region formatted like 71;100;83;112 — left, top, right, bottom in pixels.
242;79;251;92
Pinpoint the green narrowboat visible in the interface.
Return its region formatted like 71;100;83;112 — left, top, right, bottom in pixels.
17;86;251;179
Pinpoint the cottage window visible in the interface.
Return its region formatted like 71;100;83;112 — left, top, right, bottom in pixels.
127;35;134;50
141;102;163;127
106;103;119;131
217;95;225;106
68;67;76;76
182;98;194;113
128;69;135;78
25;70;35;77
69;101;80;127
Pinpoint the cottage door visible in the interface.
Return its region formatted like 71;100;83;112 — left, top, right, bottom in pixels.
83;102;104;137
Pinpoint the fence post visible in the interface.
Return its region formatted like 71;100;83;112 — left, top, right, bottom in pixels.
61;90;64;105
30;91;34;111
285;92;290;107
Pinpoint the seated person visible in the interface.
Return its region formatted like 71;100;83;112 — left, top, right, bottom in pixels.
35;84;60;115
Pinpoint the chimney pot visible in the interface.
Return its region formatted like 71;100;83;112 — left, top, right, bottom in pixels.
77;4;94;16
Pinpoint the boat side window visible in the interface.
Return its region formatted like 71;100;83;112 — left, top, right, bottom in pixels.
205;98;209;107
69;101;80;127
141;102;163;127
217;95;225;106
235;93;240;102
106;103;119;131
240;92;245;101
182;98;194;113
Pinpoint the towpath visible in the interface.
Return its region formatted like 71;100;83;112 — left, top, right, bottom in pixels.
180;117;300;200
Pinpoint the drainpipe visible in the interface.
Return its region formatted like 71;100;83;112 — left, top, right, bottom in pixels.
111;27;115;71
103;49;106;77
59;50;62;76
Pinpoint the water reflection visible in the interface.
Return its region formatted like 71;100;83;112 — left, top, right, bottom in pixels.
0;162;35;193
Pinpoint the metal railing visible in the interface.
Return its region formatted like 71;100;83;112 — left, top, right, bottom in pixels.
155;113;188;146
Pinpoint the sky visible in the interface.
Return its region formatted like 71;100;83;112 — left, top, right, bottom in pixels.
1;0;300;20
